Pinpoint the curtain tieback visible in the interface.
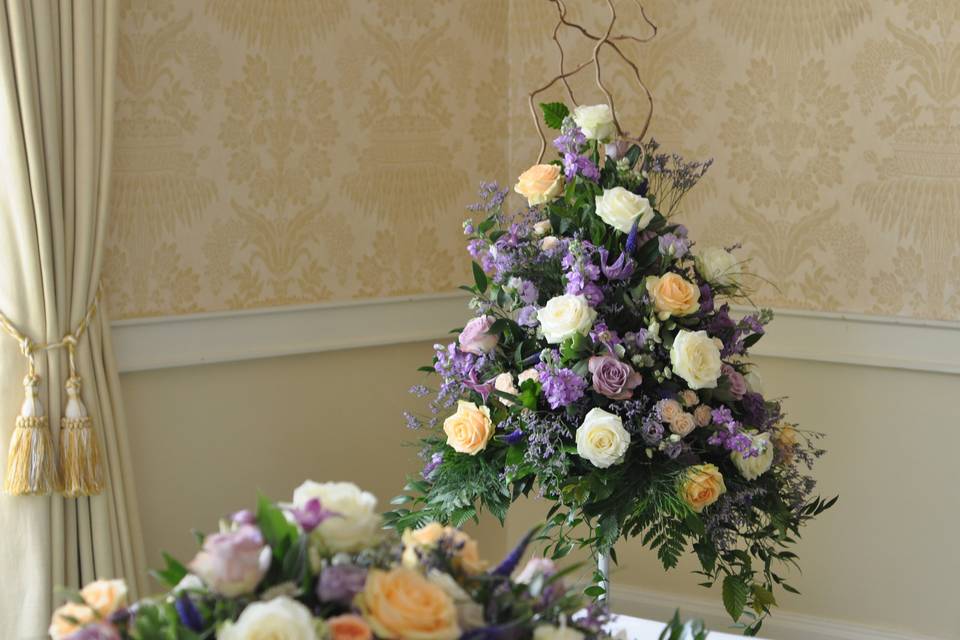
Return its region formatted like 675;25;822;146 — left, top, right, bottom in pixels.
0;284;104;496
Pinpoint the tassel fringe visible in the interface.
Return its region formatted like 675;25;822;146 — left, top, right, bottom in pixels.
59;415;103;497
3;414;57;496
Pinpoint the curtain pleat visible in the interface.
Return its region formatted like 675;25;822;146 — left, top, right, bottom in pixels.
0;2;146;637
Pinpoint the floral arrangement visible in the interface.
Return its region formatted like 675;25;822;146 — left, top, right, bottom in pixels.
49;479;704;640
389;102;834;634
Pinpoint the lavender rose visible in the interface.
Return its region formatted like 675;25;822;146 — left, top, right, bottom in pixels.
318;564;368;606
188;525;271;597
587;355;642;400
458;315;499;355
722;364;747;400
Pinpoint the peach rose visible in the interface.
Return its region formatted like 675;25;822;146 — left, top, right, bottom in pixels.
358;568;460;640
80;579;128;619
669;412;696;437
679;464;726;513
329;614;373;640
776;425;799;462
49;602;96;640
645;273;700;319
402;523;487;575
680;390;699;408
515;164;564;206
693;404;713;427
656;398;683;424
443;401;494;455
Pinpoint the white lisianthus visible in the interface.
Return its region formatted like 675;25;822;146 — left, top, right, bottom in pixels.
219;596;318;640
731;432;775;481
572;103;616;141
594;187;654;234
537;294;597;344
292;481;380;553
533;624;585;640
670;330;722;390
575;408;631;469
695;247;740;286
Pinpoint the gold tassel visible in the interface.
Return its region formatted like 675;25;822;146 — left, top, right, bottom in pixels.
58;340;103;497
3;366;57;496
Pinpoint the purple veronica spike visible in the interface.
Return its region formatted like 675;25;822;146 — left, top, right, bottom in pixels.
490;527;539;577
175;593;204;632
625;219;640;254
504;428;524;445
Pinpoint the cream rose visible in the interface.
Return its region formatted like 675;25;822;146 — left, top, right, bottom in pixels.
219;596;318;640
594;186;654;234
731;432;775;481
494;372;518;405
575;408;631;469
293;481;380;553
670;330;722;390
518;368;540;385
669;412;696;437
572;103;616;141
533;625;585;640
540;235;560;252
537;294;596;344
695;247;740;287
515;164;565;207
533;219;552;236
358;568;460;640
679;464;726;513
443;401;494;455
645;273;700;319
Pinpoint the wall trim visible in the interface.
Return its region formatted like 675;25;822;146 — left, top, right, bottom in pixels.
609;582;941;640
112;293;960;374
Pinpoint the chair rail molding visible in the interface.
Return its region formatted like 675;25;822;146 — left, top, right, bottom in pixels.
111;292;960;374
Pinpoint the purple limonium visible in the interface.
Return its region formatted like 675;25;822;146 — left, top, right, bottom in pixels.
291;497;338;533
505;428;524;445
317;564;368;606
658;232;689;258
403;411;422;429
422;452;444;478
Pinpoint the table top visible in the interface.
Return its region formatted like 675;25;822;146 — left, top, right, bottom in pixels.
607;614;748;640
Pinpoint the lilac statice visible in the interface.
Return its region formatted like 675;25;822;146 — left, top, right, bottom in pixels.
467;181;508;213
433;342;487;407
403;412;422;429
422;452;443;479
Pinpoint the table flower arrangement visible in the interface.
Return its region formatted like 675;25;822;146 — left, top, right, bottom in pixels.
49;479;692;640
389;102;834;634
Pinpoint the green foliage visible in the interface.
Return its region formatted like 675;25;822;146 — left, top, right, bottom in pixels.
540;102;570;129
150;552;188;589
722;574;749;621
659;611;708;640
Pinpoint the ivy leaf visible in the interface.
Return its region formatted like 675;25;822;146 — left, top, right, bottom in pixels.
472;262;488;293
722;575;749;621
540;102;570;129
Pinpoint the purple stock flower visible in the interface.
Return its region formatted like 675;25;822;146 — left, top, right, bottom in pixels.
291;498;338;533
317;564;368;606
536;364;587;409
711;406;735;426
422;452;443;478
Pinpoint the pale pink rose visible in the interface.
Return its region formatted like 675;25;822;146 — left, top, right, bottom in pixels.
722;364;747;400
669;412;696;437
693;404;713;427
656;399;683;424
188;524;271;597
458;315;499;355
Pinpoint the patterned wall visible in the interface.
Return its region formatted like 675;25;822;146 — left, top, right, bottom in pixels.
105;0;506;318
106;0;960;322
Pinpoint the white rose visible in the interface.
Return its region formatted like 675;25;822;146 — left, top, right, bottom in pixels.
744;367;763;395
533;219;552;236
494;372;518;405
595;187;654;234
219;596;318;640
537;294;597;344
533;624;585;640
670;330;722;390
292;481;380;553
731;432;774;481
695;247;740;286
572;103;616;141
540;235;560;252
575;408;631;469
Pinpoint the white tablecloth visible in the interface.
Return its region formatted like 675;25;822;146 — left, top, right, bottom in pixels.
607;614;747;639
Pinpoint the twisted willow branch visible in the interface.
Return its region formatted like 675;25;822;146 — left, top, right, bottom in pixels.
529;0;657;162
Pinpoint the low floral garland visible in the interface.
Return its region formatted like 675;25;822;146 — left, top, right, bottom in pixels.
388;102;835;634
48;480;704;640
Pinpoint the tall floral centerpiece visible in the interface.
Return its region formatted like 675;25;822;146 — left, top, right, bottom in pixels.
389;102;833;634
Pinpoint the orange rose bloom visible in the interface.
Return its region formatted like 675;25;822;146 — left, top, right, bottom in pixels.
358;567;460;640
329;614;373;640
679;464;726;513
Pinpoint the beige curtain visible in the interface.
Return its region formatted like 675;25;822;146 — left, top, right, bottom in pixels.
0;1;146;637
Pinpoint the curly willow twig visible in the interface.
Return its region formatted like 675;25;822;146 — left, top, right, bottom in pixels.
528;0;657;163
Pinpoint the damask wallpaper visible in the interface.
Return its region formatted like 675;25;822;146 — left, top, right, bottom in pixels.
106;0;960;322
